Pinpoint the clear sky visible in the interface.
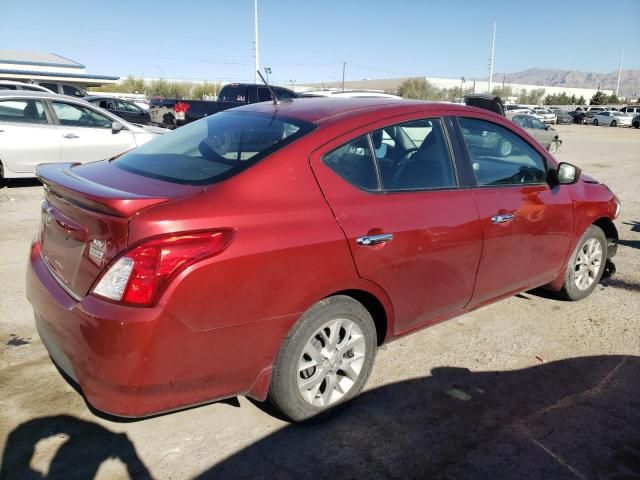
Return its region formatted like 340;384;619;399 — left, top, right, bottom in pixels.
1;0;639;85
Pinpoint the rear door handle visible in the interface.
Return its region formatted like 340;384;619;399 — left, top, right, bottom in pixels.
491;214;515;224
63;133;79;139
356;233;394;246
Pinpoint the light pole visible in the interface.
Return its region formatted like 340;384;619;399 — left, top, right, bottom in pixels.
254;0;260;83
460;76;466;103
264;67;272;83
488;21;496;94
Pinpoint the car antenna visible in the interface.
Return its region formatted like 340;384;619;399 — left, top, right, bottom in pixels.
257;70;280;106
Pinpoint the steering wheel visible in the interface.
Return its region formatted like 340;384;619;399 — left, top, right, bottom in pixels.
510;168;538;184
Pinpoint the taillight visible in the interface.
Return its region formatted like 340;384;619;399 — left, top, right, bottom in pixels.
174;102;190;114
92;230;232;306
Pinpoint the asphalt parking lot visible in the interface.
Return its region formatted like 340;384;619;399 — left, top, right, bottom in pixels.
1;124;639;480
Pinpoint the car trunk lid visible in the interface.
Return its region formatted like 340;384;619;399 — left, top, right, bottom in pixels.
36;161;204;299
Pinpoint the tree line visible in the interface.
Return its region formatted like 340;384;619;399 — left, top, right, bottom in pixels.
91;76;223;100
395;78;622;106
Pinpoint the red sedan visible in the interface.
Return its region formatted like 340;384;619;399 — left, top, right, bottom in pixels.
26;98;620;421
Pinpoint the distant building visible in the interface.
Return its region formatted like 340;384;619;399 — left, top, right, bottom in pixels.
0;49;118;88
304;76;612;102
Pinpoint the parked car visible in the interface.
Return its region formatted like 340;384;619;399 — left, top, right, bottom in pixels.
0;80;55;93
511;114;562;152
633;114;640;129
583;111;600;125
568;110;585;124
619;106;640;116
552;110;573;125
532;108;557;124
150;83;298;128
35;82;87;98
0;91;164;180
26;98;620;422
592;111;633;127
85;96;152;125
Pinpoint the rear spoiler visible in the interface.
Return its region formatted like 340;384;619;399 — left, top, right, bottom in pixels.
36;163;173;217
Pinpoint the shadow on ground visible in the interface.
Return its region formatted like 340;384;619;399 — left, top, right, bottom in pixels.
0;178;41;189
2;356;639;479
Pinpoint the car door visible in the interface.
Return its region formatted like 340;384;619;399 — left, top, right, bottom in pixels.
310;113;483;334
49;100;137;163
0;98;60;175
455;116;573;307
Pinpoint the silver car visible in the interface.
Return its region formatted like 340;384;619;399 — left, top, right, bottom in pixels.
0;91;165;181
511;114;562;153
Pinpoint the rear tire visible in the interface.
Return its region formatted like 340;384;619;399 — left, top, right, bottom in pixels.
611;121;617;127
560;225;607;301
268;295;377;422
593;119;599;126
633;121;639;129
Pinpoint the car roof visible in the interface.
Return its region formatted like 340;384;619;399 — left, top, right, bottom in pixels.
0;90;64;100
234;97;490;125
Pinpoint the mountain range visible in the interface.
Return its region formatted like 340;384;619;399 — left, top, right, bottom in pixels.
491;68;640;98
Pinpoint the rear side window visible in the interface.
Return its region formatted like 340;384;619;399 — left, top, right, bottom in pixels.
459;117;547;186
372;118;455;190
62;85;85;97
219;85;245;102
0;84;18;90
323;135;378;190
39;82;59;93
0;99;47;124
114;111;315;185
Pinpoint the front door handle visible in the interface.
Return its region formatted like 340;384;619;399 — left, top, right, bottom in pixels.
491;213;515;224
356;233;394;246
63;133;79;139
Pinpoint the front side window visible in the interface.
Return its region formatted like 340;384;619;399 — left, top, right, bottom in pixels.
117;100;141;113
0;99;47;124
530;117;546;129
459;117;547;186
51;102;113;128
114;111;314;185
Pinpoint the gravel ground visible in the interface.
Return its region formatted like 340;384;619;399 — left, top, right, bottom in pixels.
0;124;639;479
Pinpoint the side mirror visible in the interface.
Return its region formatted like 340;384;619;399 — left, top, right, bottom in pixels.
556;162;580;185
111;121;124;134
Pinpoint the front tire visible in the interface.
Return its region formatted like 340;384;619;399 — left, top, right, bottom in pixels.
611;121;617;127
268;295;378;421
593;119;599;126
560;225;607;301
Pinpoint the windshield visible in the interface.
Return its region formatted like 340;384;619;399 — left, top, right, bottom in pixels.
114;111;315;185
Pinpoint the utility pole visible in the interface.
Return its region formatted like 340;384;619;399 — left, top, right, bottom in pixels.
616;48;624;97
488;21;496;94
342;62;346;91
254;0;260;84
460;76;465;103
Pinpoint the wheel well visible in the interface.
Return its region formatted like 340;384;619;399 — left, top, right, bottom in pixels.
331;289;388;345
593;217;618;242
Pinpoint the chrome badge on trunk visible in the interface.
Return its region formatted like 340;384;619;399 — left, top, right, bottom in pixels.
89;239;106;262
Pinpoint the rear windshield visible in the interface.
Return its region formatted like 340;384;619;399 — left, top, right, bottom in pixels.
114;111;315;185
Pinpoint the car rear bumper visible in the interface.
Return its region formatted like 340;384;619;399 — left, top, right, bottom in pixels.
26;243;295;417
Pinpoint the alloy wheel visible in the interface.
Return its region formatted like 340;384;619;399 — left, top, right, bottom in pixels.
574;238;602;290
297;317;366;407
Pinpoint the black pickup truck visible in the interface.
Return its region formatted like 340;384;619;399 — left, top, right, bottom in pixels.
149;83;298;128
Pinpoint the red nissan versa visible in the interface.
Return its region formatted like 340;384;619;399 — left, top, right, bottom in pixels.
26;98;620;421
